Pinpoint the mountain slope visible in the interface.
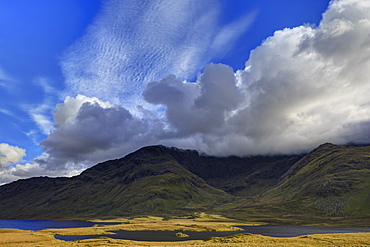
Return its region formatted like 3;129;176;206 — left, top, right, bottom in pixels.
0;145;300;219
0;146;231;219
261;143;370;216
160;146;302;197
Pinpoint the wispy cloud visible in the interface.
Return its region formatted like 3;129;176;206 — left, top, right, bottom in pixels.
0;108;16;118
211;11;258;58
23;77;58;135
0;67;16;92
61;0;255;110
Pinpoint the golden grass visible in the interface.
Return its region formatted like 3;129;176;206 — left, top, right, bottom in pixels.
0;229;68;247
206;233;370;246
1;214;370;247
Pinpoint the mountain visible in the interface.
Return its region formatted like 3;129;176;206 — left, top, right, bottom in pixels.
148;146;302;197
261;143;370;217
0;143;369;222
0;146;229;219
0;145;300;220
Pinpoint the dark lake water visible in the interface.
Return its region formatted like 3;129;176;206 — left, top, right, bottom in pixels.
54;225;370;242
0;219;103;231
55;230;243;242
1;220;369;242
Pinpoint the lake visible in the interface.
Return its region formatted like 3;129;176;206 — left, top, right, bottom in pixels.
0;219;103;231
55;225;370;242
1;220;369;242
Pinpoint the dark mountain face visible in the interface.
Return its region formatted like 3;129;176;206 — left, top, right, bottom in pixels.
0;144;369;221
163;147;303;196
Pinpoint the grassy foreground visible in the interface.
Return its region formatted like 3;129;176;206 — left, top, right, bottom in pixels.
1;214;370;246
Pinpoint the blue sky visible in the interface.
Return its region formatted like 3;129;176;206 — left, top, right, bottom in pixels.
1;0;370;184
0;0;99;159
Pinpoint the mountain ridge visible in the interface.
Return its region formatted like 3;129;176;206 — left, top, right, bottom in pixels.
262;143;370;217
0;143;369;224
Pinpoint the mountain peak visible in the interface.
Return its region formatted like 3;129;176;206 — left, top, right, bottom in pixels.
311;143;347;153
277;143;347;186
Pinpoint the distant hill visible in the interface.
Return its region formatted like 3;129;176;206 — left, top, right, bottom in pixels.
0;143;369;223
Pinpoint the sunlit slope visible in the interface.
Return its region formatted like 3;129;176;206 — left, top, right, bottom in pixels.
262;143;370;216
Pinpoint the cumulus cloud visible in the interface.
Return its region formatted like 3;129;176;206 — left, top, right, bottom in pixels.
38;95;166;172
144;63;243;136
0;143;39;184
0;163;44;185
0;143;26;168
61;0;254;110
0;159;80;185
144;0;370;155
0;144;50;185
21;0;370;178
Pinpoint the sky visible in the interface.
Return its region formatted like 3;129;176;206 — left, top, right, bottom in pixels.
1;0;370;184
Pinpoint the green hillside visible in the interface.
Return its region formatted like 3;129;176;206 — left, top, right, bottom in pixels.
0;146;231;219
261;143;370;217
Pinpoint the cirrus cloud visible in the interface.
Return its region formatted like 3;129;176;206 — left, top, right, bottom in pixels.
61;0;255;110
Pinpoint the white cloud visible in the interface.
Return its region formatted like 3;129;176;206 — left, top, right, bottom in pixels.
38;95;166;172
144;0;370;155
24;78;59;135
34;77;56;95
144;63;243;136
211;11;257;58
0;143;26;168
0;160;81;185
61;0;254;111
52;94;112;127
0;144;47;184
30;113;53;135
